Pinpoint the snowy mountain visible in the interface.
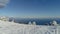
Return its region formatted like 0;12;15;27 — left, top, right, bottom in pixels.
0;16;59;34
0;20;59;34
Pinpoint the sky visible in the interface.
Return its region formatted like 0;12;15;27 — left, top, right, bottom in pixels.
0;0;60;18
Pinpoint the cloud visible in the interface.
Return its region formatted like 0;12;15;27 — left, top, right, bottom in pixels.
0;0;10;8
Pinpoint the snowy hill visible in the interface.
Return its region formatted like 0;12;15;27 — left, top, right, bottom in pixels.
0;20;60;34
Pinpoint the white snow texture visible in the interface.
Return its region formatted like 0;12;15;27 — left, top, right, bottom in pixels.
0;20;59;34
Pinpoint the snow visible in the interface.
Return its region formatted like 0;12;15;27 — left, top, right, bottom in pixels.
0;20;59;34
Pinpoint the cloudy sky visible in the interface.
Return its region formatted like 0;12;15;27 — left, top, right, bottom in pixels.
0;0;60;18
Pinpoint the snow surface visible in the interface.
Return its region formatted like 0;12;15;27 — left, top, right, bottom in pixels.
0;20;59;34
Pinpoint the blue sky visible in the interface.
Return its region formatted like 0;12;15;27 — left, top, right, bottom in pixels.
0;0;60;18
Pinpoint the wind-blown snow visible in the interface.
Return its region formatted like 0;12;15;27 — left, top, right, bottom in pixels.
0;20;59;34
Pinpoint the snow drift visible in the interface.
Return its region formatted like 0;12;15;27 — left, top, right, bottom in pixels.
0;20;59;34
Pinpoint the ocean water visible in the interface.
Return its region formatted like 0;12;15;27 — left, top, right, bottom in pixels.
9;18;60;25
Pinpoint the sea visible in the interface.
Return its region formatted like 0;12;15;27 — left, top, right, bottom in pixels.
9;18;60;25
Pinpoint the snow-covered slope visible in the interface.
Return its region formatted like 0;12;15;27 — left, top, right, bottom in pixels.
0;20;59;34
